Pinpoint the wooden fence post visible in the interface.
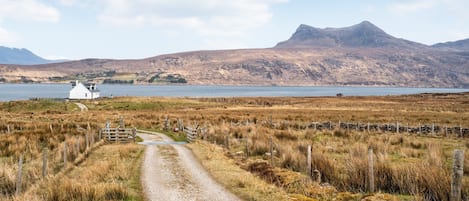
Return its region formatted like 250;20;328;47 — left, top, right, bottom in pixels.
177;119;184;132
432;123;435;135
164;115;169;131
76;136;80;153
42;148;47;177
367;122;370;133
245;138;249;158
270;137;274;166
85;133;89;150
16;154;23;196
87;123;93;146
396;122;399;134
225;135;230;149
105;120;111;129
368;148;375;193
91;132;95;145
119;116;124;128
63;142;67;168
7;124;10;133
269;115;273;128
460;123;463;138
307;145;312;178
450;149;464;201
49;124;53;134
445;125;448;137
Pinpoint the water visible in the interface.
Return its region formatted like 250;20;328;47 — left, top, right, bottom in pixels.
0;83;467;102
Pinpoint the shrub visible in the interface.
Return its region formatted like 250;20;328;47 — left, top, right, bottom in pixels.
274;131;297;140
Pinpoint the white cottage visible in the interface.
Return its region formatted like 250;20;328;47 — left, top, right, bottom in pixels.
69;81;100;99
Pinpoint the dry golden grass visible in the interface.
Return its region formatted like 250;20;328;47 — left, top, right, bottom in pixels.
187;140;291;201
16;144;144;201
1;93;468;200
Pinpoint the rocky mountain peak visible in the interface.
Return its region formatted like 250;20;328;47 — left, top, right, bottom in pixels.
275;21;426;49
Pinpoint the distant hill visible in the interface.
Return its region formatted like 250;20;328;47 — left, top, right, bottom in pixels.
275;21;428;50
0;46;64;65
432;38;469;52
0;21;468;88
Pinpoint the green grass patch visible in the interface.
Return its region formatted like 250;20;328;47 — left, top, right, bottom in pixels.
135;135;144;143
0;99;77;112
127;145;145;201
148;128;187;142
92;101;166;110
87;98;200;111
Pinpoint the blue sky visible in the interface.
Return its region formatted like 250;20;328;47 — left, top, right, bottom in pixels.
0;0;468;60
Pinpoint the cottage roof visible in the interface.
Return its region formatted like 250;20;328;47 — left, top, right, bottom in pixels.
71;81;100;92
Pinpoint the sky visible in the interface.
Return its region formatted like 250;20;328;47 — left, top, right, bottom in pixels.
0;0;468;60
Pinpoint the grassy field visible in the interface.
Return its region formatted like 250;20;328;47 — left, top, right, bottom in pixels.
0;92;468;200
17;144;144;201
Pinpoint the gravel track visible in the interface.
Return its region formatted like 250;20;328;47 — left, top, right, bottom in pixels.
74;102;88;111
139;132;240;201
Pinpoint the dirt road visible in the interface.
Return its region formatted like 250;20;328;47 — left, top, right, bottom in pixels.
139;132;240;201
73;102;88;111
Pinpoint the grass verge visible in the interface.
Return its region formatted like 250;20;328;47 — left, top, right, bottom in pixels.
187;140;290;201
148;128;187;142
18;143;145;201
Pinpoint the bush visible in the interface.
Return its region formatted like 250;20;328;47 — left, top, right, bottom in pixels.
333;130;349;138
274;131;297;140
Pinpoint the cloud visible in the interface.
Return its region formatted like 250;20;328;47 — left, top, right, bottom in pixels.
388;0;469;16
57;0;93;7
362;5;376;13
97;0;287;37
0;26;18;45
0;0;60;23
58;0;77;6
388;0;437;14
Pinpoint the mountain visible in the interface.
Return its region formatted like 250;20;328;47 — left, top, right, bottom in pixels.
275;21;428;50
0;46;60;65
432;38;469;52
0;21;468;88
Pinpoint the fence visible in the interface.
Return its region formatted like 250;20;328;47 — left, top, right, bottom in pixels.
220;117;469;137
224;120;469;137
307;121;469;136
99;127;136;143
3;119;135;198
10;132;102;197
210;133;465;200
184;127;197;143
